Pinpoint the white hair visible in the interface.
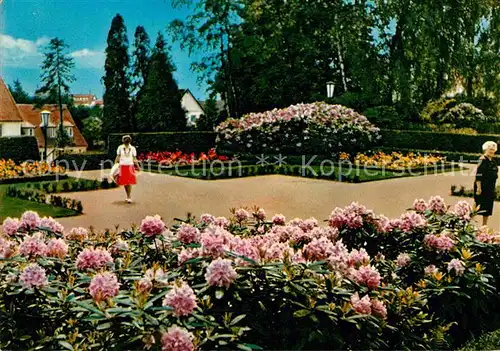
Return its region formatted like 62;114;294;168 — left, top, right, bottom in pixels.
482;141;498;152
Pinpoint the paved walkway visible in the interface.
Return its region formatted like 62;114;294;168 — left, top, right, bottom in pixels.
55;165;500;231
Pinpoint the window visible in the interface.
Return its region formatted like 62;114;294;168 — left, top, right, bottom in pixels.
22;128;34;136
0;124;2;137
47;127;56;138
190;115;197;122
66;127;74;137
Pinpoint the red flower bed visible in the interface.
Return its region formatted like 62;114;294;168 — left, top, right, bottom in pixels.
138;148;231;166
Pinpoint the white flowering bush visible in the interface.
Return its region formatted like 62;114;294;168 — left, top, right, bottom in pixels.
1;199;500;349
216;102;380;155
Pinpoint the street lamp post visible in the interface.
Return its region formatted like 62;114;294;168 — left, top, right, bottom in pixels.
41;111;50;161
326;81;335;99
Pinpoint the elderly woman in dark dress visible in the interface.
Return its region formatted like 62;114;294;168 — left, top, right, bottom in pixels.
475;141;499;226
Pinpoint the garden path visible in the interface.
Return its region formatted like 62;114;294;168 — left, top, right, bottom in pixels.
56;165;500;231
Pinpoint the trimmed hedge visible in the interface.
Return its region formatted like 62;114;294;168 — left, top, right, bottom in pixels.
0;174;68;185
0;136;39;163
381;129;500;153
376;146;498;164
6;187;83;213
107;132;216;155
55;152;112;171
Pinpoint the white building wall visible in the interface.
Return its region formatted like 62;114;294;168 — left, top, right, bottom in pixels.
0;122;22;136
181;93;204;126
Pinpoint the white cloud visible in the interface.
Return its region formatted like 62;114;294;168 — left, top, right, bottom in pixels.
71;48;105;69
0;34;105;70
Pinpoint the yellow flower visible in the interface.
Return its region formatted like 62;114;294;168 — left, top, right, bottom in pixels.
433;271;444;281
461;248;473;260
476;263;484;273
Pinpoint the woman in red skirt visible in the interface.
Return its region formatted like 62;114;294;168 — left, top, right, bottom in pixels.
115;135;139;203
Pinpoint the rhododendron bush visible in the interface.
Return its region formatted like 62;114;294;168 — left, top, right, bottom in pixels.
1;199;500;350
216;102;380;155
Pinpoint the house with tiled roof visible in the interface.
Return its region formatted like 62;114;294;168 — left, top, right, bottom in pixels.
180;89;205;127
0;76;88;160
72;93;98;107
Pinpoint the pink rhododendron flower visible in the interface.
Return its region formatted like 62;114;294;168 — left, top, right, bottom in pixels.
199;213;216;225
453;201;471;220
303;237;334;261
20;263;48;289
89;272;120;302
177;224;201;244
371;299;387;319
161;326;195;351
110;239;129;256
298;218;318;232
140;215;166;237
398;212;427;232
0;237;16;259
76;248;114;271
375;215;391;233
39;217;64;234
272;214;286;225
412;199;428;212
19;233;47;257
163;281;198;317
46;238;69;259
428;196;447;214
2;217;20;236
65;227;89;241
234;208;250;222
145;267;167;282
350;293;371;314
348;248;370;267
352;265;381;288
327;240;350;273
448;259;465;276
231;239;260;265
329;203;372;229
178;248;201;265
263;242;293;261
423;234;455;252
137;278;153;295
20;211;40;231
205;258;237;288
424;265;438;276
396;253;411;267
214;217;230;228
475;226;499;243
310;227;339;241
255;208;266;221
200;227;231;257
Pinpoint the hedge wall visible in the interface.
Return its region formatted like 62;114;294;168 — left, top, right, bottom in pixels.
107;132;216;155
55;152;112;171
0;136;40;162
381;129;500;153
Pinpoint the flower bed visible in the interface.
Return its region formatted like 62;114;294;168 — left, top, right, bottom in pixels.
138;148;231;166
216;102;380;155
451;184;500;202
342;151;445;170
0;159;66;180
1;197;500;349
6;187;83;213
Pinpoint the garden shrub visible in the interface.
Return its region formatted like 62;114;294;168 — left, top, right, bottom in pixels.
0;136;39;163
108;132;216;156
380;129;500;154
5;187;83;213
55;152;110;171
2;197;500;349
441;103;493;129
216;102;380;156
363;105;404;129
420;97;458;123
329;91;378;113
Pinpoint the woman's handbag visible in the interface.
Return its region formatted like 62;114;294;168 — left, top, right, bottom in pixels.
110;163;120;183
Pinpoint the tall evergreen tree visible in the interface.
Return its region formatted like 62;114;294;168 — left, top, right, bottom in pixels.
197;94;219;131
37;38;75;146
130;26;151;131
136;32;186;131
9;79;32;103
102;14;131;140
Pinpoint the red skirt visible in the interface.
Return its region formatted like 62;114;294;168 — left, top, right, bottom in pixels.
118;165;136;185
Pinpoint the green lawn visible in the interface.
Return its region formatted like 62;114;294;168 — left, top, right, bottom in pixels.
459;329;500;350
145;163;462;183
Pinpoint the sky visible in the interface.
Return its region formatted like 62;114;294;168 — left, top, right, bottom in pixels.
0;0;209;100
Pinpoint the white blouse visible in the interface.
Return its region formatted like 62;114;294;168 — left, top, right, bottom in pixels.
117;145;137;165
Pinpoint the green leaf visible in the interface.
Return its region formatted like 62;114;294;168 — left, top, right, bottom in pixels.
73;301;105;316
238;343;263;350
97;322;112;330
106;307;133;314
293;309;310;318
215;289;225;299
144;290;170;310
230;314;247;326
58;341;74;351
